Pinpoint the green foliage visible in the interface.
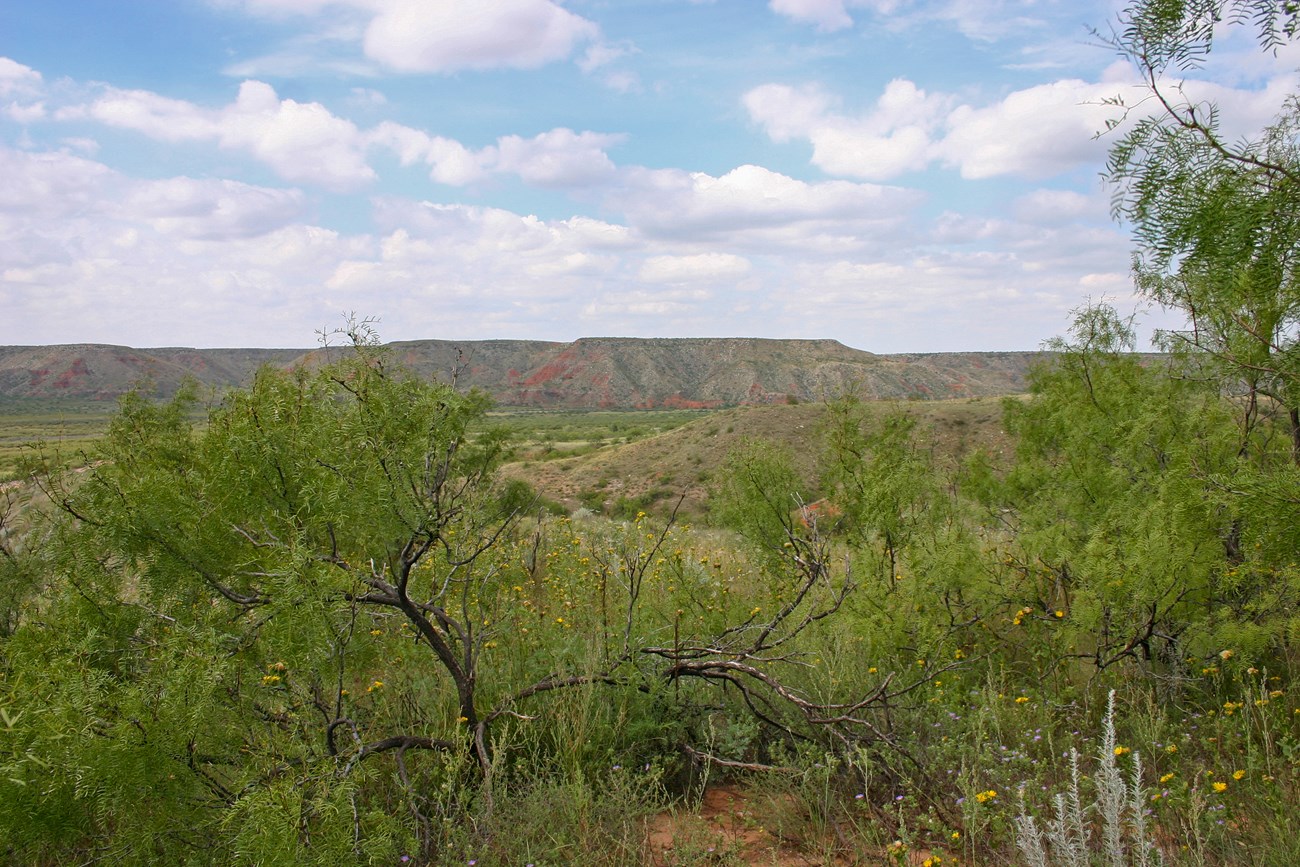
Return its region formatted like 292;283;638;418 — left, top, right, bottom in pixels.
709;438;807;560
1106;0;1300;439
820;396;939;584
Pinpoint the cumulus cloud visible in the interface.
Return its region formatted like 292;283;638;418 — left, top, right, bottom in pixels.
748;62;1300;184
0;138;1140;351
491;128;625;188
0;147;307;242
367;122;624;188
91;80;376;190
745;75;1111;181
612;164;921;245
745;80;949;180
0;145;363;346
123;177;307;240
0;57;42;97
935;78;1118;178
768;0;901;32
1;56;47;124
364;0;598;72
638;253;751;283
84;79;626;192
366;121;489;185
223;0;599;74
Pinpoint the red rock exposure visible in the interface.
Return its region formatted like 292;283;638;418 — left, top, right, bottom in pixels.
52;358;91;389
0;339;1048;407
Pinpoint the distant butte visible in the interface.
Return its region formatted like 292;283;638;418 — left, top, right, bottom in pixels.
0;339;1047;407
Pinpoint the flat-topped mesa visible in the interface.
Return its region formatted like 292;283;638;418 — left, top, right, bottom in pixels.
0;339;1046;407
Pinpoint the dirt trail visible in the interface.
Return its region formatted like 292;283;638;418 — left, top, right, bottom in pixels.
644;785;842;866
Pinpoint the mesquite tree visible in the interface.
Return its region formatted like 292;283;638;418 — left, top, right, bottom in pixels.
0;327;923;865
1105;0;1300;458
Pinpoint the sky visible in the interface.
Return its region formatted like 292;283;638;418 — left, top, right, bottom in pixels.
1;0;1296;351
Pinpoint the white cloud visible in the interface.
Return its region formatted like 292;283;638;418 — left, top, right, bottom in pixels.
219;1;600;74
0;147;308;244
90;80;376;190
366;121;625;188
5;101;45;123
60;137;101;155
768;0;901;32
937;78;1119;179
218;0;341;16
228;0;599;73
935;0;1047;42
638;253;751;283
745;74;1129;181
578;42;642;93
0;145;373;346
1;57;48;126
84;79;628;193
491;128;624;188
348;87;387;107
578;41;634;73
0;139;1140;352
220;81;376;188
0;57;42;97
366;121;487;185
744;80;950;180
1013;189;1102;225
365;0;597;72
123;177;307;240
612;164;921;245
90;87;219;141
748;59;1300;185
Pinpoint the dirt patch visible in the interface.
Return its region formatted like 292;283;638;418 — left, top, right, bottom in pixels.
643;785;843;866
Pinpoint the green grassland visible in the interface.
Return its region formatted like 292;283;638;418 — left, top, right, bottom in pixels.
0;400;715;481
488;407;711;461
0;398;120;479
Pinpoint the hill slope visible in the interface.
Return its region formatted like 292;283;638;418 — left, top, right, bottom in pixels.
503;398;1014;517
0;339;1045;408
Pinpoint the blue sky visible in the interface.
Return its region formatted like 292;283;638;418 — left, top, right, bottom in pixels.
2;0;1295;350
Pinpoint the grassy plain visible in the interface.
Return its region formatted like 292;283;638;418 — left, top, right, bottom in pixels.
0;401;715;481
0;396;1014;513
0;398;120;480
